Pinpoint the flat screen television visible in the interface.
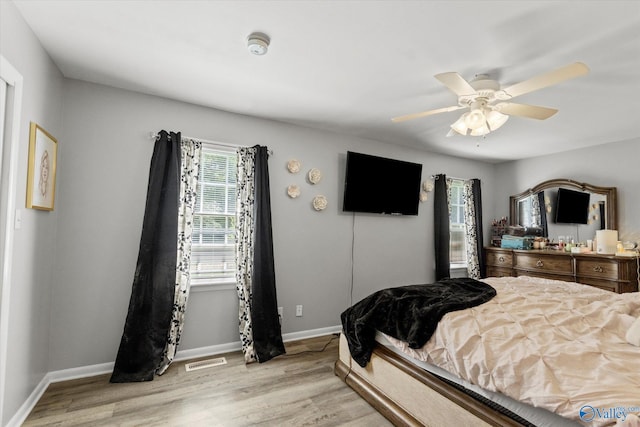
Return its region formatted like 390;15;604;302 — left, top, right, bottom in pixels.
343;151;422;215
555;187;590;224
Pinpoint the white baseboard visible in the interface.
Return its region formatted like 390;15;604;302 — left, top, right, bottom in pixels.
7;325;342;427
282;324;341;342
6;375;49;427
48;361;115;383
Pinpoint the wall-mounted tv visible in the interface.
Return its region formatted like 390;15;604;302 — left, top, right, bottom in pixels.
343;151;422;216
555;188;590;224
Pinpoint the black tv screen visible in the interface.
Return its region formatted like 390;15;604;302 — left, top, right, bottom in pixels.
343;151;422;215
555;188;590;224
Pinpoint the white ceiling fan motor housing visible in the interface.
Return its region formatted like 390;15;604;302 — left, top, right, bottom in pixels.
459;75;501;106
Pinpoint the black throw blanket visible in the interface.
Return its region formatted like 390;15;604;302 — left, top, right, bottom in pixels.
340;278;496;367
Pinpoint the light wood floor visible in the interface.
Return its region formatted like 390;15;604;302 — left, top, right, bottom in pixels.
23;335;392;426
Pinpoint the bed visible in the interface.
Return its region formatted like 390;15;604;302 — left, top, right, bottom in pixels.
335;276;640;427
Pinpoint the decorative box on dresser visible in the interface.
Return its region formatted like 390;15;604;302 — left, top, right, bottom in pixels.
485;247;639;293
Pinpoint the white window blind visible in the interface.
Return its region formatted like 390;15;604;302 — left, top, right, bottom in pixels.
449;179;467;265
190;146;237;285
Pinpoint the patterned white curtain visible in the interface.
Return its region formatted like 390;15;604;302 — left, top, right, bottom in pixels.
157;138;202;374
462;180;480;279
446;178;453;218
235;147;258;363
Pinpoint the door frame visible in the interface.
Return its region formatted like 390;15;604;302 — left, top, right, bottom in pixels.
0;54;24;425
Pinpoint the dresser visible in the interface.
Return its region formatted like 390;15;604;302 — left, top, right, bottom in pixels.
485;247;639;293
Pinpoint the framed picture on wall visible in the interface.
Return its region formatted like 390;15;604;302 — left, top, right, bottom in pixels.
26;122;58;211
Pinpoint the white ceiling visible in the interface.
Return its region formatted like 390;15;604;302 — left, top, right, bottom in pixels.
13;0;640;163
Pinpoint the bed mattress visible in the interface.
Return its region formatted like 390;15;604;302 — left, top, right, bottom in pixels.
381;276;640;427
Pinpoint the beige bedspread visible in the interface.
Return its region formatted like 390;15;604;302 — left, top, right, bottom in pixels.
384;276;640;426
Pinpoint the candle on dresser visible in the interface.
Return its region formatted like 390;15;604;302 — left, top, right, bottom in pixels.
596;230;618;255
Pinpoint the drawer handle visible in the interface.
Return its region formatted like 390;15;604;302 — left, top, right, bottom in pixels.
593;266;604;273
536;260;544;268
498;256;505;263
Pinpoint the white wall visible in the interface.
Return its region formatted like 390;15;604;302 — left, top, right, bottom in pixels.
0;2;64;425
494;138;640;244
51;79;498;371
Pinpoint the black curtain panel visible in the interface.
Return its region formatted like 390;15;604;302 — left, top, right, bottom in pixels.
251;146;286;362
434;174;450;280
110;130;180;383
538;191;548;237
472;179;486;278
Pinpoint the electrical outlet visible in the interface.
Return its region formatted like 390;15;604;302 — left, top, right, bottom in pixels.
296;305;303;317
278;306;283;321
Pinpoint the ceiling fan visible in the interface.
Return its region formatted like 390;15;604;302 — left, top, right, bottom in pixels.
392;62;589;136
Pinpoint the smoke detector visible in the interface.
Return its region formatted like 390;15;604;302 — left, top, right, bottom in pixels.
247;32;270;56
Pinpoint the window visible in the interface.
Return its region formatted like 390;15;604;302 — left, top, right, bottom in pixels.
190;145;237;285
449;179;467;266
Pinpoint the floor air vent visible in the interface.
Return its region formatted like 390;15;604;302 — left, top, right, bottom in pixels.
185;357;227;372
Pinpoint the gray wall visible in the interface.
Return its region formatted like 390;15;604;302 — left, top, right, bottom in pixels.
494;138;640;245
0;2;63;425
52;79;498;370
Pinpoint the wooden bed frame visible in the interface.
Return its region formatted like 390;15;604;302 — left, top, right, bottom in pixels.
334;334;525;427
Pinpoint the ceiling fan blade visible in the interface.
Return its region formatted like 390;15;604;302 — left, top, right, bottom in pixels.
434;72;477;97
498;62;589;99
391;105;465;123
495;102;558;120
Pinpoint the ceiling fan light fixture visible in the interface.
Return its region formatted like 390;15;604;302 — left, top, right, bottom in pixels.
465;111;485;130
450;113;469;135
486;110;509;131
464;101;487;130
470;123;490;136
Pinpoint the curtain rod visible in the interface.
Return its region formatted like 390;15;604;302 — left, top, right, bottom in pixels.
431;174;469;181
149;132;273;155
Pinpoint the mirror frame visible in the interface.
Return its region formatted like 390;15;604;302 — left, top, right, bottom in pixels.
509;178;617;231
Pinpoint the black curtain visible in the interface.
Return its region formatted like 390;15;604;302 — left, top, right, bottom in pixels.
538;191;548;237
110;130;180;382
251;146;286;362
434;174;450;280
471;179;486;278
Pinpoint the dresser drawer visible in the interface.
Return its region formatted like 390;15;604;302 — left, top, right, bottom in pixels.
487;251;513;268
576;276;617;292
514;253;573;274
487;266;513;278
575;259;618;280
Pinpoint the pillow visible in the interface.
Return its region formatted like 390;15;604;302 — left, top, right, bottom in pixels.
627;316;640;347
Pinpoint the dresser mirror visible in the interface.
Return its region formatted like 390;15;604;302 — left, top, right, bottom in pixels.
509;179;617;240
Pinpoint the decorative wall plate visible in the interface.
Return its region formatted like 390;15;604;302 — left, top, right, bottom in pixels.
308;168;322;184
419;191;428;202
423;181;434;192
287;159;301;174
287;185;301;198
312;195;328;211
